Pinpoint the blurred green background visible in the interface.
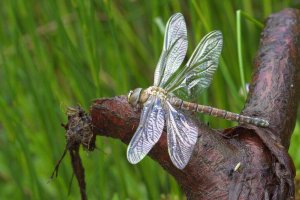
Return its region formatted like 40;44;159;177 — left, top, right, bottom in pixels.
0;0;299;199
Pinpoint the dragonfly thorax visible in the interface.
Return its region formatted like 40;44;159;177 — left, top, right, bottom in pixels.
146;86;167;98
127;86;167;106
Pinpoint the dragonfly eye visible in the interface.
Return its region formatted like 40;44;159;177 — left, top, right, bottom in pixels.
128;88;143;106
127;90;133;102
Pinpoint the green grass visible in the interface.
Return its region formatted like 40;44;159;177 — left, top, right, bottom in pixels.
0;0;299;199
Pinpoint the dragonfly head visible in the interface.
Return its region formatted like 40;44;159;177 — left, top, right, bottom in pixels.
128;88;143;106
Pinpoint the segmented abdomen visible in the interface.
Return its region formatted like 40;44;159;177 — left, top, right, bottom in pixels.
168;97;269;127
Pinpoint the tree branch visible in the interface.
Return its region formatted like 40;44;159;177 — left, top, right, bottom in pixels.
241;8;300;148
70;8;300;199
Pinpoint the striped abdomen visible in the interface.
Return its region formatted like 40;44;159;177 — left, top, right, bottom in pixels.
169;97;269;127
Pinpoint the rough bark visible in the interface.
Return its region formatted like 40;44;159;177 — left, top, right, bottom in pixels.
69;8;300;200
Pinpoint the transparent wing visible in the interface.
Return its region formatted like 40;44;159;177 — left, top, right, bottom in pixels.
127;96;165;164
165;101;198;169
153;13;188;87
165;31;223;99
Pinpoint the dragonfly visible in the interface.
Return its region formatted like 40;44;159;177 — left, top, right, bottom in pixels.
126;13;269;169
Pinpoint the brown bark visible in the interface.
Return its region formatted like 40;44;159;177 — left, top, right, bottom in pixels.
69;8;300;200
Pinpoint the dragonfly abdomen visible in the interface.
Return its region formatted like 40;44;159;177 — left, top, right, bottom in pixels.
169;97;269;127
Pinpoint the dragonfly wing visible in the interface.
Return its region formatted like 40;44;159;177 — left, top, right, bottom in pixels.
154;13;188;87
166;31;223;99
165;101;198;169
127;96;165;164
